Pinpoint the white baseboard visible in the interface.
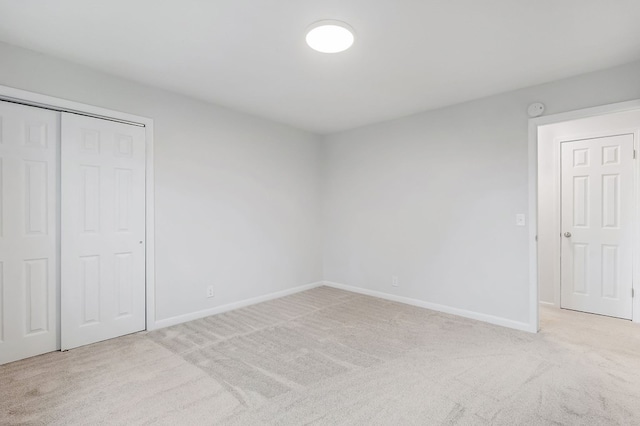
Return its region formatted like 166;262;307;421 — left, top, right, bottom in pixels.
539;301;556;307
151;280;536;333
151;281;324;330
323;281;536;333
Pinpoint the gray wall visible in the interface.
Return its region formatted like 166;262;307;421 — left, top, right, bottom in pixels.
321;60;640;325
0;42;323;323
3;39;640;329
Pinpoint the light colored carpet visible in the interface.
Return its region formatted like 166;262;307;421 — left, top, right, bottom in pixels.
1;286;640;425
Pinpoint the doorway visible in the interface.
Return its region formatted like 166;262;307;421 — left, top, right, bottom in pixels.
533;103;640;328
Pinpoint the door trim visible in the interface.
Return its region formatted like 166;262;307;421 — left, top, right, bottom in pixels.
529;99;640;332
0;84;158;332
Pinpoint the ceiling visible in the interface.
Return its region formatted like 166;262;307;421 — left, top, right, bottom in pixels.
1;1;640;134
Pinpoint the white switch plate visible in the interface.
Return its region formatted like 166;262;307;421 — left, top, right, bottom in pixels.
516;214;526;226
391;276;399;287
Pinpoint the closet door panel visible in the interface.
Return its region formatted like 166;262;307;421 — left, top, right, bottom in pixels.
0;101;59;366
61;113;145;350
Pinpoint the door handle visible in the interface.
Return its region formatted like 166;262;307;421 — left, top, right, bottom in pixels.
564;232;572;238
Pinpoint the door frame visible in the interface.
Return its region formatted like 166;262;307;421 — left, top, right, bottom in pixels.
529;99;640;331
0;84;158;333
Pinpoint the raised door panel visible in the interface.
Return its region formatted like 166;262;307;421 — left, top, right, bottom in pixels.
24;160;49;235
114;252;133;318
601;174;619;228
24;258;49;335
572;175;589;228
571;243;588;295
80;255;101;325
80;166;101;233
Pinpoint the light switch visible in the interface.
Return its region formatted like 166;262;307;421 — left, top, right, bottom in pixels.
516;214;526;226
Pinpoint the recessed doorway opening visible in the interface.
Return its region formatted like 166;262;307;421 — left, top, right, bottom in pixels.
530;101;640;331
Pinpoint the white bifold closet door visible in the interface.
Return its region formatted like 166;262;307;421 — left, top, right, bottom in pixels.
0;102;59;365
61;113;146;350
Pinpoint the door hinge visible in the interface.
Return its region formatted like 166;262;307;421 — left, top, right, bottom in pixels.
633;288;635;298
634;150;637;159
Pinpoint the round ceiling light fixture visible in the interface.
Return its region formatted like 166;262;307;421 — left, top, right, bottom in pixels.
306;20;354;53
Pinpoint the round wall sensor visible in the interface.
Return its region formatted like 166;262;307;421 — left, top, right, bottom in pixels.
527;102;545;117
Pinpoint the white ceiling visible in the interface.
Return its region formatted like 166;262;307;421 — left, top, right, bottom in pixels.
1;1;640;134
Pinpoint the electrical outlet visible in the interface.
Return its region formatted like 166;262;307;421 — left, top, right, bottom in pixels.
516;214;526;226
206;285;215;298
392;276;399;287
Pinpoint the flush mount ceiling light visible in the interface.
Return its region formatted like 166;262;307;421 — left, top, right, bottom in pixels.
306;20;354;53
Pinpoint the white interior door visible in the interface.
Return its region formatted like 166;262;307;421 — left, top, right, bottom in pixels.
61;113;146;350
0;101;59;365
560;134;634;319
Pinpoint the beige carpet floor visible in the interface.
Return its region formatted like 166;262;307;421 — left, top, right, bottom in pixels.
1;286;640;425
